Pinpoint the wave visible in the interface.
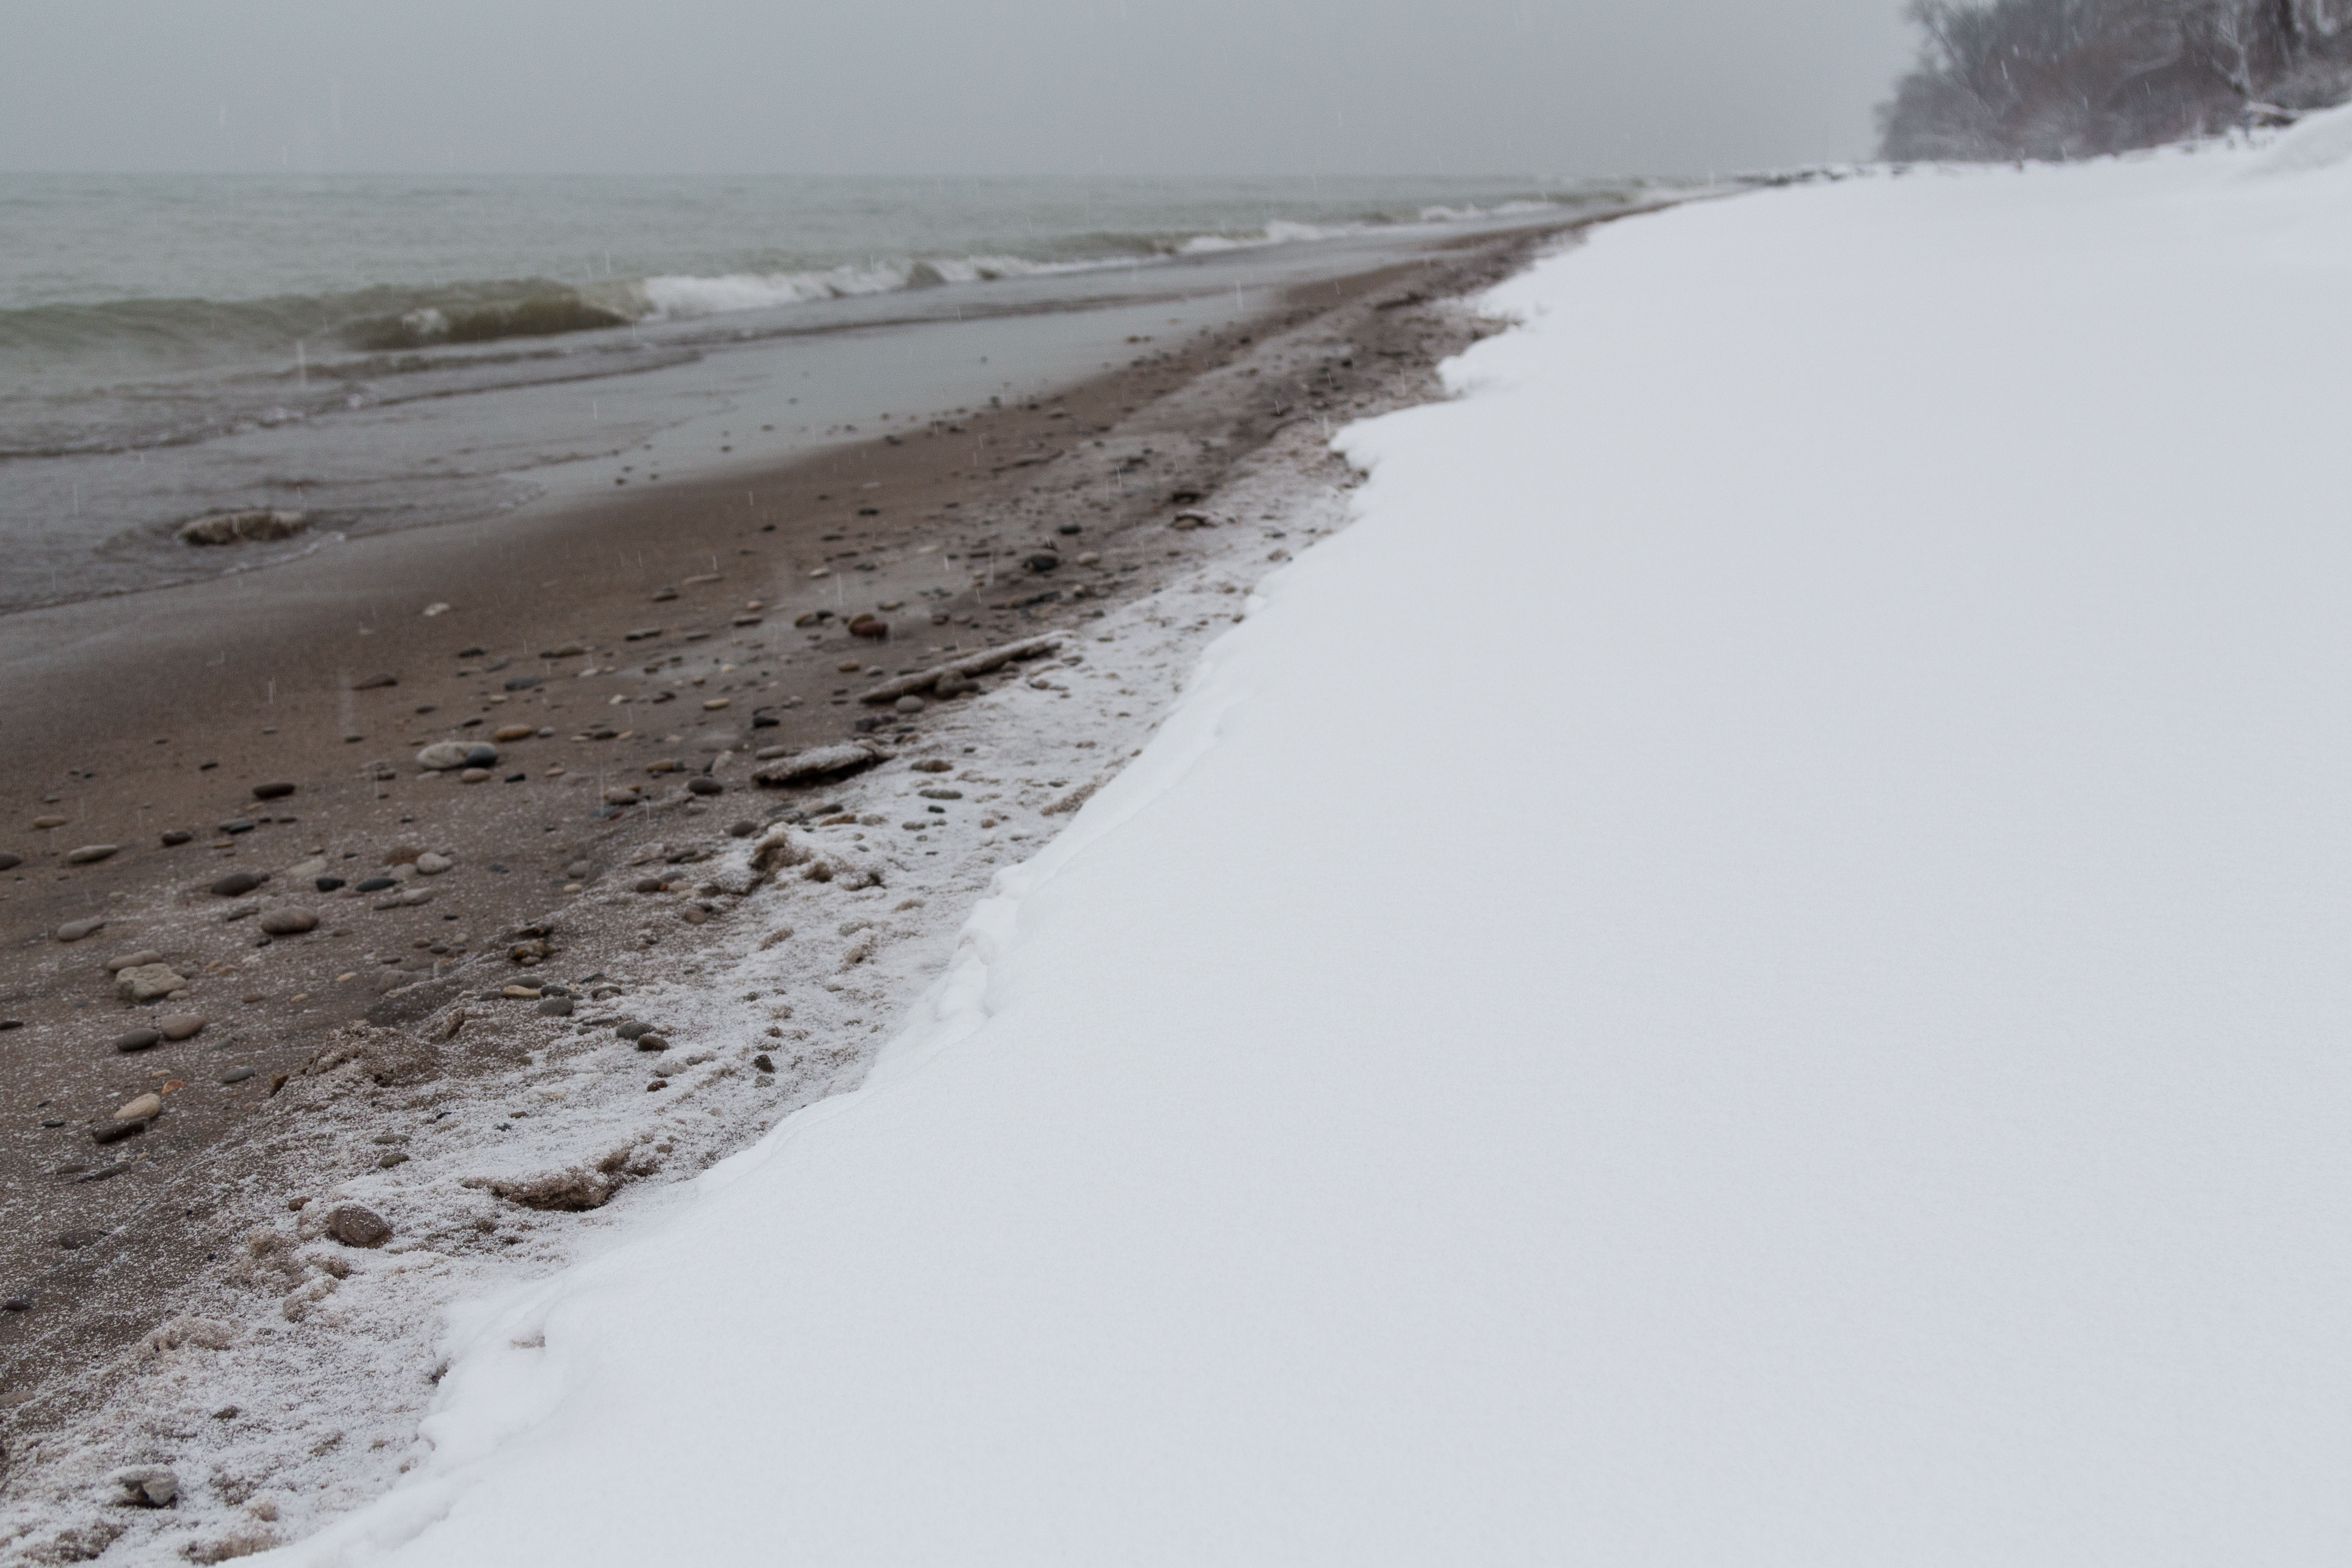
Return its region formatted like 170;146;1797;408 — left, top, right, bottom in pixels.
0;199;1592;374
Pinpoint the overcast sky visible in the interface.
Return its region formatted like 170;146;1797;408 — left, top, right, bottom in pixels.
3;0;1920;176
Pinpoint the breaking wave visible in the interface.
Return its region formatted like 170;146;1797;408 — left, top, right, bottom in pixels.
0;197;1593;377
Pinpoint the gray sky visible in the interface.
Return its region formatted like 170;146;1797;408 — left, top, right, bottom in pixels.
3;0;1919;176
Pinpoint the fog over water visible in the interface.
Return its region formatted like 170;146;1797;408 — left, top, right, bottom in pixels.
6;0;1915;176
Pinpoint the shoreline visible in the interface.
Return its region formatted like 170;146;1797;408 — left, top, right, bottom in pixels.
0;218;1595;1562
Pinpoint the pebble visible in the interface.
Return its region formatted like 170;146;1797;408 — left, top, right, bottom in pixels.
919;787;963;799
702;697;730;710
285;857;328;879
211;871;264;897
220;818;256;834
752;1052;775;1073
458;767;491;784
220;1066;256;1084
91;1120;143;1144
258;907;318;936
116;963;188;1002
377;889;433;909
502;984;542;999
316;875;346;892
415;852;454;876
354;875;396;893
415;741;476;770
635;1032;670;1052
64;844;120;865
536;996;574;1017
503;674;542;691
895;695;926;714
159;1015;206;1041
158;831;192;847
494;724;537;742
726;819;758;837
911;758;953;773
541;642;586;658
0;852;19;870
251;781;297;800
57;1227;108;1248
325;1203;392;1249
616;1020;652;1040
56;917;106;942
113;1029;161;1053
114;1092;163;1122
105;950;164;973
32;815;67;829
1025;553;1062;572
631;876;666;894
687;776;724;796
603;787;642;806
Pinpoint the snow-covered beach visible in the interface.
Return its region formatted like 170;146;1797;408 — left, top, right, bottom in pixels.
41;109;2352;1562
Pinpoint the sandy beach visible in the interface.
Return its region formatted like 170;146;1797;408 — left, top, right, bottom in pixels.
0;213;1613;1561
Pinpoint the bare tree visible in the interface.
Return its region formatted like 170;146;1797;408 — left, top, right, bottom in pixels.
1879;0;2352;159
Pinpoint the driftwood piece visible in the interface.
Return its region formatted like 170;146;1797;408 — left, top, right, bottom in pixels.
749;741;890;787
855;634;1064;705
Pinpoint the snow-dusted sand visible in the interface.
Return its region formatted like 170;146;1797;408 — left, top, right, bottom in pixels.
238;118;2352;1563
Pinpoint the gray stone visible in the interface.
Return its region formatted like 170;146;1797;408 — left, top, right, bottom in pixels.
536;996;573;1017
894;695;926;714
325;1204;392;1249
0;852;20;870
159;1015;205;1041
105;950;164;973
56;917;105;942
210;871;264;897
616;1020;652;1040
634;1032;669;1053
258;908;318;936
415;741;475;771
414;852;453;875
220;1066;256;1084
176;507;306;545
251;781;296;800
115;963;188;1003
113;1029;161;1054
64;844;119;865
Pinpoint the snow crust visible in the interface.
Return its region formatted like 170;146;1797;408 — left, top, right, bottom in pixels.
268;146;2352;1565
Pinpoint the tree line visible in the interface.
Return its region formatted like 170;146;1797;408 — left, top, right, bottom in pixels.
1879;0;2352;159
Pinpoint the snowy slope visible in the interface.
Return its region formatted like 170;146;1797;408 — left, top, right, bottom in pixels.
271;123;2352;1566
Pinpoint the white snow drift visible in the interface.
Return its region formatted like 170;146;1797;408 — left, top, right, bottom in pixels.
274;119;2352;1567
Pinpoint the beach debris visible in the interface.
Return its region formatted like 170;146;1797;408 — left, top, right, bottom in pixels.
175;509;307;546
751;827;885;888
854;634;1063;705
751;741;890;787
